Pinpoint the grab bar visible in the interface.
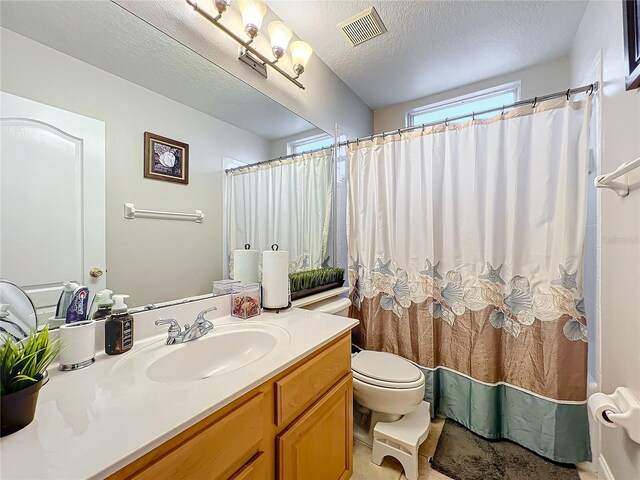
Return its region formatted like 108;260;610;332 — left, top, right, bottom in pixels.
594;157;640;197
124;203;204;223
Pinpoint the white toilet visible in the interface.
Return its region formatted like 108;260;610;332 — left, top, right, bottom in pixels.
351;350;426;443
300;290;431;480
299;290;427;443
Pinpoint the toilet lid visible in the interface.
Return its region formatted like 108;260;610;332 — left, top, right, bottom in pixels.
352;351;422;384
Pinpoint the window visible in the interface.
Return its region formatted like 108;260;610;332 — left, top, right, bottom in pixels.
407;82;521;127
288;132;333;155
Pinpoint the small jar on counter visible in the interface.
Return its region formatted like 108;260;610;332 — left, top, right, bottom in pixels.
231;283;261;319
213;279;240;296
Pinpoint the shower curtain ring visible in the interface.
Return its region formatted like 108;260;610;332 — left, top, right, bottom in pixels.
501;105;505;115
370;134;374;142
566;89;571;101
397;128;402;137
588;84;595;95
532;97;538;108
444;118;449;126
472;112;475;121
422;123;426;133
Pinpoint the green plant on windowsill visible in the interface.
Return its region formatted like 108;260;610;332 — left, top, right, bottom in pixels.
1;326;61;436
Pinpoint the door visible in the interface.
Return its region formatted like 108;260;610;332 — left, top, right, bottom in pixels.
277;375;353;480
0;92;106;325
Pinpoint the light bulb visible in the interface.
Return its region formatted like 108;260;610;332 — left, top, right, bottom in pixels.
213;0;230;16
290;41;312;76
268;21;292;60
238;0;267;38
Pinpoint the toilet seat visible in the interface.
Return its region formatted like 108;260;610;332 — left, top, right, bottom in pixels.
352;351;425;389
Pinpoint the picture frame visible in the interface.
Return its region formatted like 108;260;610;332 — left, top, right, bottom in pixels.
144;132;189;185
623;0;640;90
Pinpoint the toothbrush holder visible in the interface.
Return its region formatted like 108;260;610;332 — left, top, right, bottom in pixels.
58;320;96;371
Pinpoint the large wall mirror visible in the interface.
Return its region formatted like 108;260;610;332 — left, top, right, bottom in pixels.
0;0;341;335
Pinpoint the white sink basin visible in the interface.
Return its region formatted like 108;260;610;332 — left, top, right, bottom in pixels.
116;322;290;384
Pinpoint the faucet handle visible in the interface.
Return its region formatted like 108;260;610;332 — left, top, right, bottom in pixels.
155;318;181;334
196;306;218;323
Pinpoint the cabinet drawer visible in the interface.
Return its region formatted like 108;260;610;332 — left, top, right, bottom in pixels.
276;334;351;426
229;451;266;480
130;393;265;480
277;374;353;480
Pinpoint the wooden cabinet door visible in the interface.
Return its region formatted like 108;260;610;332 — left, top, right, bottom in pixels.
277;375;353;480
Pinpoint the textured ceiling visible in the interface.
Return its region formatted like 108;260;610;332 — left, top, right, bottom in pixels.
270;0;588;109
0;1;316;140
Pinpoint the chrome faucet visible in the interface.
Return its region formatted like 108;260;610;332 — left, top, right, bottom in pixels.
155;306;217;345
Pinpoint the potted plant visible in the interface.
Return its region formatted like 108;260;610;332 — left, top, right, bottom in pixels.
1;326;60;436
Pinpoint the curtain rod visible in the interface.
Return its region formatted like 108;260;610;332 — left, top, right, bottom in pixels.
225;144;333;174
226;82;598;175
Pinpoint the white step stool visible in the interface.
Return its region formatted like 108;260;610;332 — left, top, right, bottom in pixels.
371;401;431;480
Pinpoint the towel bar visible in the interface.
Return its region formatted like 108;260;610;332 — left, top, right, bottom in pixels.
594;157;640;197
124;203;204;223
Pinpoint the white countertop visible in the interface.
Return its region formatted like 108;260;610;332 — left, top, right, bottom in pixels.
0;304;358;480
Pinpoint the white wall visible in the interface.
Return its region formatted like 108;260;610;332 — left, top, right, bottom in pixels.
373;56;571;133
0;28;270;308
570;2;640;479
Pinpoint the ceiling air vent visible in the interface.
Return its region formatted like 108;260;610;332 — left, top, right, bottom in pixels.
338;7;387;47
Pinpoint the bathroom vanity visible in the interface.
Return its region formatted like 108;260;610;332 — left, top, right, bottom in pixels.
0;300;358;480
110;334;353;480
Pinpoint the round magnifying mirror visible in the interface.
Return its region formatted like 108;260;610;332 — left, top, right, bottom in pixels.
0;280;37;343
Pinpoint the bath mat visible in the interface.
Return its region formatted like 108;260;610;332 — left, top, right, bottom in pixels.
430;419;580;480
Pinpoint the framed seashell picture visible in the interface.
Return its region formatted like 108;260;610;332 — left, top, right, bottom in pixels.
143;132;189;184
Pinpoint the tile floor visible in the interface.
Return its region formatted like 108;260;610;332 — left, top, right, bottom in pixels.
352;417;451;480
351;417;599;480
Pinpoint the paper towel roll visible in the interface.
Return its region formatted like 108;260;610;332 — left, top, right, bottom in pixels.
588;392;620;428
233;245;260;283
262;246;289;309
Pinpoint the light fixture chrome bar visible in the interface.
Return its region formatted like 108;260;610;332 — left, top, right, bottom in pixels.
225;83;599;175
186;0;305;90
238;48;268;78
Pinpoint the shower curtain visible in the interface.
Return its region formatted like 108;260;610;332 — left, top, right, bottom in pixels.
227;150;333;272
347;97;592;463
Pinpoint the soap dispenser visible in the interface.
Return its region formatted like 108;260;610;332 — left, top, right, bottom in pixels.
92;289;114;320
105;294;134;355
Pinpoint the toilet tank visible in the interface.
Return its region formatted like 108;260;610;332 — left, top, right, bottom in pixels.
294;287;351;316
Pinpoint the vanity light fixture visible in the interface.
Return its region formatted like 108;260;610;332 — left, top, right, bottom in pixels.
213;0;230;18
290;41;312;77
185;0;311;89
268;21;292;60
238;0;267;39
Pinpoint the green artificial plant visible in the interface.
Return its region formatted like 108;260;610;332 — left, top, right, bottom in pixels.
0;326;60;396
289;267;345;294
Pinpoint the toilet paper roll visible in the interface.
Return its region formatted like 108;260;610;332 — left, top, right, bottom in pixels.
588;392;620;428
262;248;289;309
233;246;260;283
